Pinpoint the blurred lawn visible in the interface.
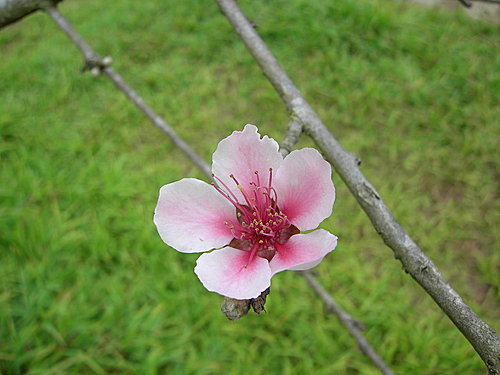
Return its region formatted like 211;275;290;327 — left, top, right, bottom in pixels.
1;0;499;374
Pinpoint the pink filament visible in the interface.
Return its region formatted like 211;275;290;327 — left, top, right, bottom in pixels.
213;168;291;263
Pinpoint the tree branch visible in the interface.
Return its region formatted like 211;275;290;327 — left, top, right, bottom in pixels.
0;0;62;29
43;3;211;178
214;0;500;373
279;119;303;155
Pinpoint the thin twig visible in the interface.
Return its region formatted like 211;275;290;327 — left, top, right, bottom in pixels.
43;3;212;178
279;119;303;156
214;0;500;373
301;271;396;375
279;121;396;375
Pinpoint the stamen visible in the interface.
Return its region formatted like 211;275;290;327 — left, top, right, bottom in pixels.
254;170;260;186
213;170;291;257
213;175;239;203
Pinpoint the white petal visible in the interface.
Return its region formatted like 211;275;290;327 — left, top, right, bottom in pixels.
154;178;237;253
195;247;271;299
270;229;337;275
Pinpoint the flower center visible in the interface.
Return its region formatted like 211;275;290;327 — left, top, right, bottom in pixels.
212;169;291;261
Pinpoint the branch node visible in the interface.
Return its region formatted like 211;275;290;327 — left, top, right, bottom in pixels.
82;56;113;76
349;151;362;166
358;181;381;204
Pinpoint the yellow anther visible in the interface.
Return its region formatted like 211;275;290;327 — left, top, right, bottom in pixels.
229;225;234;229
259;240;264;244
253;212;257;216
223;221;228;225
237;185;243;190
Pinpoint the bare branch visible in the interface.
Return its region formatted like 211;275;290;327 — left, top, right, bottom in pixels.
214;0;500;373
301;271;396;375
0;0;62;29
279;119;303;156
43;4;212;178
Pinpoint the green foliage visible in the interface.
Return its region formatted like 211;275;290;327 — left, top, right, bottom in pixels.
1;0;498;374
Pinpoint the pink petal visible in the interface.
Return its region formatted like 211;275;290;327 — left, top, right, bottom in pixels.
194;247;272;299
270;229;337;275
274;148;335;231
212;124;283;202
154;178;237;253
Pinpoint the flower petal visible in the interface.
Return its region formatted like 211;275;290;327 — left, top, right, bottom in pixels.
270;229;337;275
154;178;237;253
195;247;272;299
212;124;283;202
274;148;335;231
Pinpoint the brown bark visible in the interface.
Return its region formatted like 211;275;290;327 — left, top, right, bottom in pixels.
0;0;62;29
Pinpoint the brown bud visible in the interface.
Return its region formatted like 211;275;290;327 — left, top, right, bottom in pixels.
221;297;250;320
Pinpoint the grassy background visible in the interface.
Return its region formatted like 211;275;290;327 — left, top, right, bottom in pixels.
1;0;499;374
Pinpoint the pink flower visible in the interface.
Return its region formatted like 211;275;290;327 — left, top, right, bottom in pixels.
154;125;337;300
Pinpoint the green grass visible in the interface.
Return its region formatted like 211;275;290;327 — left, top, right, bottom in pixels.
1;0;499;374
